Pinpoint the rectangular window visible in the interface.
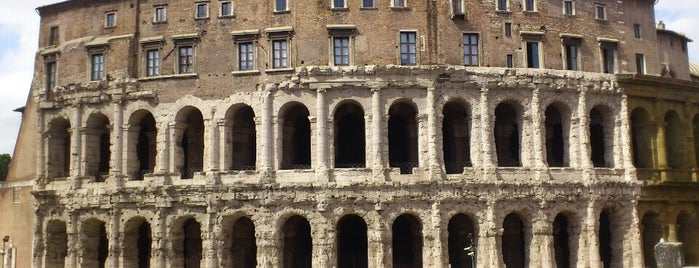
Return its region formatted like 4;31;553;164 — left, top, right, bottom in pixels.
563;0;574;15
595;4;607;20
49;26;59;46
12;187;20;203
362;0;374;7
463;33;478;66
565;44;578;70
179;46;194;73
221;1;233;16
46;61;56;91
155;6;167;22
276;0;287;11
333;37;350;66
506;54;513;68
333;0;345;8
393;0;405;8
634;24;642;39
636;53;645;74
91;53;105;80
526;42;540;68
146;49;160;76
400;32;417;65
105;12;116;27
524;0;535;11
273;40;288;68
602;47;615;74
452;0;463;15
497;0;507;11
196;3;209;18
239;42;254;70
504;23;512;37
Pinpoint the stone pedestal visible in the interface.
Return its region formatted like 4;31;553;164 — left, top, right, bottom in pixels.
654;241;684;268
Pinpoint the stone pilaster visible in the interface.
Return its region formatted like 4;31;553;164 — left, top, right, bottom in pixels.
112;100;124;175
217;119;229;171
108;210;121;268
204;118;219;174
585;201;601;268
66;212;79;268
71;105;83;178
530;88;547;172
260;85;275;183
315;88;330;182
426;87;443;180
371;86;386;181
203;212;218;268
154;211;167;268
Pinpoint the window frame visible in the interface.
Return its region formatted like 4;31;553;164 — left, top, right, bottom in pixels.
634;24;642;39
451;0;464;16
399;31;418;65
391;0;407;8
48;26;59;46
239;42;255;71
154;6;167;23
332;0;347;9
561;36;581;71
504;23;512;37
523;0;536;12
563;0;574;15
361;0;375;8
265;27;294;72
195;2;209;19
272;39;289;69
45;58;57;92
506;54;514;68
635;53;645;75
525;41;541;68
232;30;260;73
178;46;195;74
146;49;161;77
332;36;351;66
275;0;289;12
220;1;234;17
599;41;617;74
463;33;479;66
496;0;508;11
105;12;117;28
595;3;607;20
90;53;105;81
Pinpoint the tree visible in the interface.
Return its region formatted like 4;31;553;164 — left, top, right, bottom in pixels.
0;154;11;180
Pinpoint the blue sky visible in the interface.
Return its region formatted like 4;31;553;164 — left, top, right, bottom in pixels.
0;0;696;155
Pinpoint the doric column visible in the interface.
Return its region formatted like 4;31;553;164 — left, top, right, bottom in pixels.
112;100;124;175
532;212;554;268
585;201;601;268
217;120;229;171
71;105;83;177
204;118;219;173
626;201;644;267
203;212;218;268
619;95;634;173
477;202;500;267
153;210;167;268
530;88;546;170
427;202;444;267
121;124;135;179
66;212;79;268
656;121;670;172
108;210;121;268
426;87;443;180
32;216;44;268
316;88;330;182
257;217;278;268
479;87;496;169
371;86;386;181
578;88;593;170
260;85;275;183
368;223;387;268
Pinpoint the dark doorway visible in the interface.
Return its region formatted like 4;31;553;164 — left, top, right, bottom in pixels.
231;217;257;268
86;113;111;181
545;105;565;167
281;104;311;169
81;219;109;268
494;103;520;167
553;214;571;268
47;118;71;179
392;214;422;268
443;101;471;174
282;215;312;268
642;212;662;268
183;219;202;268
590;108;607;167
665;111;685;169
45;220;67;268
230;106;256;170
599;211;613;268
502;213;525;268
337;214;368;268
448;214;475;268
136;112;157;179
334;103;366;168
388;103;419;174
177;108;204;179
630;108;653;168
678;212;698;265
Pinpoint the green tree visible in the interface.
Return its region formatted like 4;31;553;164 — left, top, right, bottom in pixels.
0;154;11;180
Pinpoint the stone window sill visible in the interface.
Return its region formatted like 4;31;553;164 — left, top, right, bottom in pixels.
232;70;261;76
138;73;198;81
265;67;294;73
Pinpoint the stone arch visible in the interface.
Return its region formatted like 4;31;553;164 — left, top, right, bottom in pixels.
598;209;614;268
334;101;366;168
45;220;67;268
170;217;202;268
46;117;71;179
677;211;699;265
279;102;311;170
80;218;109;268
545;102;570;167
448;213;475;268
392;213;422;268
123;217;152;268
442;99;472;174
127;110;157;180
175;107;205;179
665;110;686;169
388;101;419;174
336;214;368;268
226;104;256;171
85;112;111;181
502;213;526;268
589;105;613;168
494;101;523;167
553;213;573;268
281;215;312;268
220;215;257;268
630;107;654;168
641;211;662;267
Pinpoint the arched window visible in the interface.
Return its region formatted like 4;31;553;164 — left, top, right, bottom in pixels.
599;210;613;268
81;219;108;268
45;220;67;268
545;105;566;167
85;113;111;181
334;102;366;168
677;212;698;265
388;103;419;174
630;108;653;168
282;215;312;268
442;101;471;174
641;212;662;268
553;213;571;268
665;111;685;169
494;103;521;167
123;217;152;268
589;107;610;168
229;217;257;268
502;213;525;268
174;218;202;268
228;105;256;170
128;110;157;180
281;103;311;170
392;214;422;268
337;214;368;268
176;108;204;179
448;214;475;268
47;118;71;179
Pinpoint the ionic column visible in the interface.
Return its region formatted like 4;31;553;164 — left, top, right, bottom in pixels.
217;120;229;171
112;100;124;175
168;122;182;174
426;87;443;180
371;86;386;181
204;118;219;173
260;86;275;183
121;124;135;179
108;210;121;268
155;121;170;175
71;105;83;177
316;88;330;182
531;88;546;170
619;95;634;173
79;127;88;177
577;88;594;181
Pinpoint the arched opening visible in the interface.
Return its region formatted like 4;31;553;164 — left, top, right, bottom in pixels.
448;213;475;268
590;107;610;168
229;105;256;171
45;220;67;268
502;213;525;268
176;108;204;179
693;115;699;168
47;118;71;179
494;103;521;167
388;102;419;174
180;218;202;268
128;111;157;180
631;108;654;168
86;113;111;181
281;103;311;169
553;213;571;268
442;101;471;174
642;212;662;267
392;214;422;268
337;214;368;268
334;102;366;168
231;217;257;268
665;111;685;169
678;212;699;265
545;105;566;167
282;215;312;268
81;219;109;268
599;210;613;268
123;217;152;268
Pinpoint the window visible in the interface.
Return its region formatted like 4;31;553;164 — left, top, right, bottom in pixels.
400;32;417;65
497;0;507;11
602;46;615;74
239;42;254;70
463;33;478;66
362;0;374;7
636;53;645;74
333;37;350;65
221;1;233;16
146;49;160;76
91;53;105;80
634;24;642;39
563;0;574;15
196;3;209;18
452;0;463;15
526;42;540;68
333;0;345;8
155;6;167;22
504;23;512;37
12;187;20;203
179;46;194;73
524;0;535;11
595;4;607;20
272;40;288;68
393;0;406;8
276;0;288;11
564;44;579;70
49;26;59;46
506;54;513;68
46;61;56;91
105;12;116;27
